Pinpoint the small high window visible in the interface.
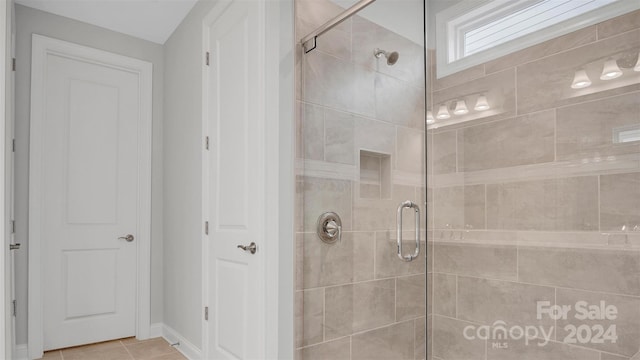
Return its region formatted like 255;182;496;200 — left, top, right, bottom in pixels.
436;0;640;78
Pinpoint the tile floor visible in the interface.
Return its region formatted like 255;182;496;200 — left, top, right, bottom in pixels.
38;337;187;360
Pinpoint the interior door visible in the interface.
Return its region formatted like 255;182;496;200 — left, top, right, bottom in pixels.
1;1;10;358
33;39;140;351
5;4;16;357
204;0;266;358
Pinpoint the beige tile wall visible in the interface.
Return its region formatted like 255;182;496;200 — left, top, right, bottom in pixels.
428;9;640;360
295;0;427;359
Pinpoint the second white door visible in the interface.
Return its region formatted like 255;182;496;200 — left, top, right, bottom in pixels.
204;0;266;358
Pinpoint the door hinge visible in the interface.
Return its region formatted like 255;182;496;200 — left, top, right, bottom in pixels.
205;136;209;150
12;58;15;72
205;221;209;235
12;139;15;152
205;52;210;66
11;220;15;234
12;300;16;317
204;306;209;321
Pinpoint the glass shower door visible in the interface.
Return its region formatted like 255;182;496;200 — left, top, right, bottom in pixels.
294;0;428;359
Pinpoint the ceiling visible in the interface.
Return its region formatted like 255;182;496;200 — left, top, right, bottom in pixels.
15;0;198;44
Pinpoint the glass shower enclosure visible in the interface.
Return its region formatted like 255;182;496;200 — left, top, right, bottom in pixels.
295;0;427;358
295;0;640;359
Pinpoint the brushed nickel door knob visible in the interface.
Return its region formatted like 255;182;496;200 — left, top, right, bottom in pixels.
237;242;257;254
118;234;135;242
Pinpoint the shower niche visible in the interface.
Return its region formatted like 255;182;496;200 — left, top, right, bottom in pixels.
359;150;391;200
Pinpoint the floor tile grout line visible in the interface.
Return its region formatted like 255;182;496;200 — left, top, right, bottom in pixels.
121;341;136;360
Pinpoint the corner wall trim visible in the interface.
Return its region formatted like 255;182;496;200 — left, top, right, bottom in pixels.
148;323;163;339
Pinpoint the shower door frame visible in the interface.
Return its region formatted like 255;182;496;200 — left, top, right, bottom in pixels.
297;0;430;355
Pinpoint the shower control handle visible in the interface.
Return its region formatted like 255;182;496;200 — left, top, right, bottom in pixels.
316;212;342;244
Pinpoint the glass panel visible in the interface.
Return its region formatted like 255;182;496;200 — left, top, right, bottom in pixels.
295;0;427;358
427;1;640;359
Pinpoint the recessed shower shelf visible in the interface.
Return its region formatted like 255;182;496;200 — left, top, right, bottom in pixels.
359;150;391;200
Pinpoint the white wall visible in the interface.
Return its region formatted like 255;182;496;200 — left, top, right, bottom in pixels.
13;4;165;345
162;0;217;350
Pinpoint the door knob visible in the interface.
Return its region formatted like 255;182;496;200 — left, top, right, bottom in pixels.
118;234;135;242
237;242;257;254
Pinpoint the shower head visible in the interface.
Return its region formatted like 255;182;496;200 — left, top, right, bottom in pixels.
374;48;399;66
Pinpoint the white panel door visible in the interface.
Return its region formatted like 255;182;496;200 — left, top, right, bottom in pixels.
36;43;140;351
205;0;266;358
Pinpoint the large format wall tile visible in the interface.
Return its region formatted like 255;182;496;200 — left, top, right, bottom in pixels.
432;131;456;174
301;232;374;288
458;110;555;171
433;273;456;317
556;93;640;161
352;321;415;360
297;102;324;160
296;233;304;290
352;232;375;282
396;126;425;173
396;274;427;321
374;74;425;130
432;315;486;360
325;279;395;339
353;184;416;231
518;247;640;296
434;243;517;281
415;317;427;360
601;353;630;360
486;176;599;231
427;272;432;316
301;289;324;346
556;288;640;357
303;50;376;118
433;63;485;91
295;291;303;348
600;172;640;231
376;235;426;278
433;185;485;230
456;277;555;329
354;116;396;157
485;25;596;74
486;339;600;360
516;30;640;115
300;337;351;360
597;9;640;40
302;176;352;232
324;108;355;165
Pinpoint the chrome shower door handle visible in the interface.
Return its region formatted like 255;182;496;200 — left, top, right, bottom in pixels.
396;200;420;262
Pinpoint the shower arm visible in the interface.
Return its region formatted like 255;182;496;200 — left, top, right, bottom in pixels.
301;0;376;53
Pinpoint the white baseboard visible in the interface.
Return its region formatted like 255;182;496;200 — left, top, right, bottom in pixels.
16;324;201;360
14;344;28;360
159;323;202;360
